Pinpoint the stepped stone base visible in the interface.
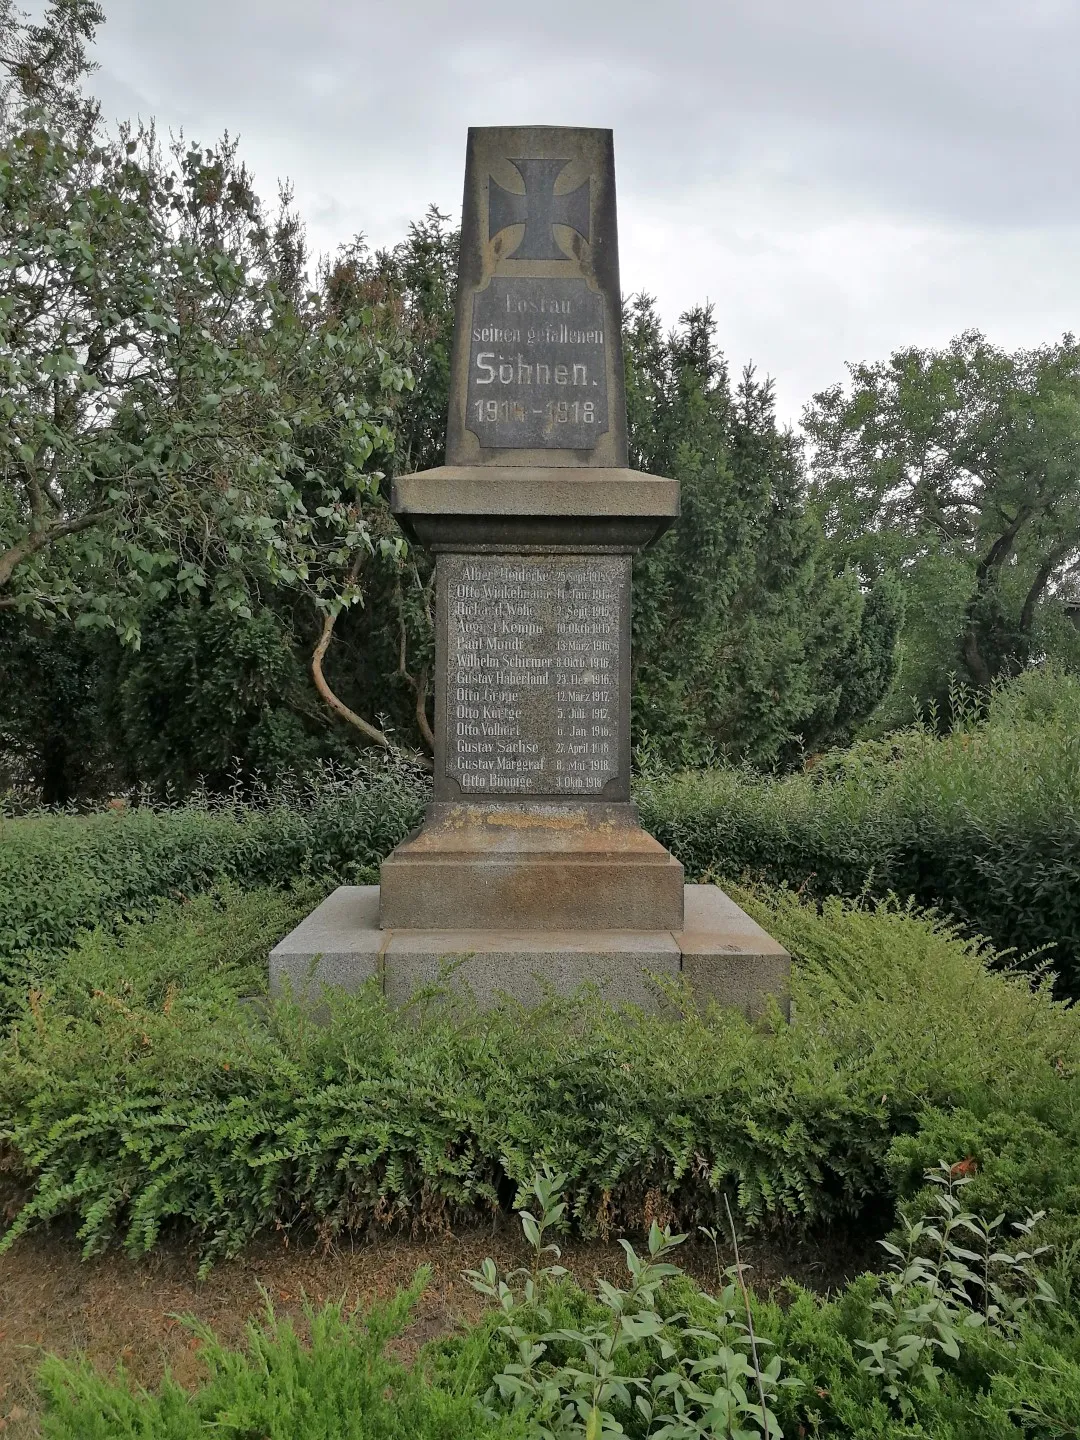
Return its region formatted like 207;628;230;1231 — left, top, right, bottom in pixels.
270;884;790;1020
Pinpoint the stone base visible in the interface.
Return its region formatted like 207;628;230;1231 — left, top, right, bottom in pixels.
379;802;685;932
270;884;790;1021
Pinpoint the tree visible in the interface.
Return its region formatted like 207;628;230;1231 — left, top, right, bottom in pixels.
309;209;459;756
805;331;1080;718
0;3;906;796
103;602;336;795
0;0;420;758
626;298;900;768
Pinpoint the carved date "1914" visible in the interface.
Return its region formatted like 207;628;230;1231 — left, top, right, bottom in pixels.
465;277;608;449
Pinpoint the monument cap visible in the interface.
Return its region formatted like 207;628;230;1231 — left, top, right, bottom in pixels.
446;126;626;469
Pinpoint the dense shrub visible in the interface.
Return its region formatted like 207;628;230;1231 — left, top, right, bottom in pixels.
3;671;1078;1009
639;668;1080;995
2;887;1078;1272
0;759;427;1014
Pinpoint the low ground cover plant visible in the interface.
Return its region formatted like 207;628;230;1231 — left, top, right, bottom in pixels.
37;1169;1080;1438
2;886;1078;1275
38;1270;525;1440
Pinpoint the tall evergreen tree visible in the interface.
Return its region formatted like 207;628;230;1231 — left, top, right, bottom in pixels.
627;299;900;768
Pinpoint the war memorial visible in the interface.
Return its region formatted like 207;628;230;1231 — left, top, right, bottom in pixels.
272;126;790;1016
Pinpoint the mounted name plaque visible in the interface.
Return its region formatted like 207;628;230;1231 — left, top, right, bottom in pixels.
440;554;628;796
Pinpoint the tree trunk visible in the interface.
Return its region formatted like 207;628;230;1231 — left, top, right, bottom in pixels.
960;626;993;689
959;507;1032;687
1019;541;1072;636
413;667;435;752
311;605;392;750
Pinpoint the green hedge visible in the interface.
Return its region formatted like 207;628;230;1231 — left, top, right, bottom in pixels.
2;670;1078;1011
0;762;426;1012
2;886;1078;1271
639;669;1080;995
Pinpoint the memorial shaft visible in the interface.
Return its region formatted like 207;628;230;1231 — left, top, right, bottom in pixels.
382;125;683;933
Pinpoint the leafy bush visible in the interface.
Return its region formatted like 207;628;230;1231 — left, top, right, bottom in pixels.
0;758;427;1015
459;1167;1076;1438
638;669;1080;995
2;887;1078;1273
887;1107;1080;1246
465;1167;805;1437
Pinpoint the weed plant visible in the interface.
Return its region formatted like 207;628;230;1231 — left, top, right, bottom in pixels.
38;1269;525;1439
37;1168;1080;1438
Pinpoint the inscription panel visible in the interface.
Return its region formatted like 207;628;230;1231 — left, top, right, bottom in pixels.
443;554;626;796
466;278;609;449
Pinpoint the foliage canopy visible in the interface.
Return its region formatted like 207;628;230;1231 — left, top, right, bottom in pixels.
806;330;1080;723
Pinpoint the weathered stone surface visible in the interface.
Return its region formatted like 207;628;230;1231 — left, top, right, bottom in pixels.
269;886;385;998
269;126;792;1023
391;467;680;517
676;885;791;1020
379;802;685;931
271;883;789;1019
379;128;681;932
439;553;628;801
466;277;609;450
384;928;680;1011
447;127;626;470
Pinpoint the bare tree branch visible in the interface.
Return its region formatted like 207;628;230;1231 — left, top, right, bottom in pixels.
311;603;392;750
0;507;110;589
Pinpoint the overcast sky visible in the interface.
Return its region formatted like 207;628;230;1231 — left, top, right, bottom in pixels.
76;0;1080;423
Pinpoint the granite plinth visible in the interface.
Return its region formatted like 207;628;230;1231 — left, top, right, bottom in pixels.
269;883;790;1020
379;803;684;931
391;467;680;515
391;468;679;550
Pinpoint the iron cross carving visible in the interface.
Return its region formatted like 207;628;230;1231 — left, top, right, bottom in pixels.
488;158;591;260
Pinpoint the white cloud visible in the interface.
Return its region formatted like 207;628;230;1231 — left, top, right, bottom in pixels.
66;0;1080;420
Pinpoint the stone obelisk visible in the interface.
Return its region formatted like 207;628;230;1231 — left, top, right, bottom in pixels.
272;127;790;1015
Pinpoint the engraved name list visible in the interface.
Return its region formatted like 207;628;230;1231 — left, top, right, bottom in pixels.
444;554;626;795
